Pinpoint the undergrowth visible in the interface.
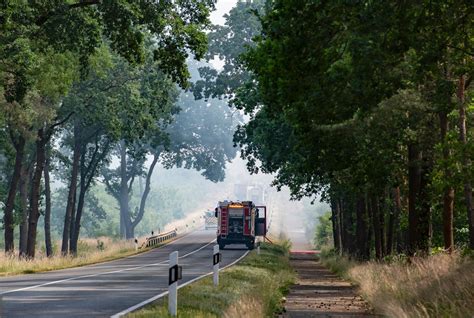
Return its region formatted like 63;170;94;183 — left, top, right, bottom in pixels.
128;241;295;318
320;249;474;318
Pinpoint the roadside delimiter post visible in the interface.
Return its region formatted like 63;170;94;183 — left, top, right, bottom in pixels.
213;244;221;286
168;251;182;316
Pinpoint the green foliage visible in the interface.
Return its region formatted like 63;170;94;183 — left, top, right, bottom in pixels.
0;0;215;253
314;211;333;249
193;0;264;102
229;0;474;256
1;0;214;103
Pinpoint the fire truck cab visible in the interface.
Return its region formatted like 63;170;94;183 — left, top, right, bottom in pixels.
215;201;267;250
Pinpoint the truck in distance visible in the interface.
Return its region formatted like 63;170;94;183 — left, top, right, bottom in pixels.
215;200;267;250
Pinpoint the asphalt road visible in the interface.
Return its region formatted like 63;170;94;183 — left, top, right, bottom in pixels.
0;228;248;318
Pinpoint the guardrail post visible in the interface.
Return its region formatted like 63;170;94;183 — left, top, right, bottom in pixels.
213;244;221;286
168;251;181;316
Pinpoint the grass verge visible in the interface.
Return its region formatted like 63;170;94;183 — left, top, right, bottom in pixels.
128;242;295;318
320;249;474;318
0;236;165;277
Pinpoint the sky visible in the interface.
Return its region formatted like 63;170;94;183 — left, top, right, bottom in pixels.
210;0;238;26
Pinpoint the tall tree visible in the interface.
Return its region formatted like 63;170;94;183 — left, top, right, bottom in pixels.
1;0;215;256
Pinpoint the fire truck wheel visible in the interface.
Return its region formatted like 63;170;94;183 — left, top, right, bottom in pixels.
246;242;255;250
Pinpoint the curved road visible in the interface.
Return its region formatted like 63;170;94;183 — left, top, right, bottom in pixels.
0;229;248;317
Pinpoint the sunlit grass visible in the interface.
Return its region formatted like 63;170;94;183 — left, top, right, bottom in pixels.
128;242;295;318
320;250;474;318
0;237;155;276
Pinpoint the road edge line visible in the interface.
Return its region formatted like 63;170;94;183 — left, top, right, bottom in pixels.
110;250;250;318
0;234;212;296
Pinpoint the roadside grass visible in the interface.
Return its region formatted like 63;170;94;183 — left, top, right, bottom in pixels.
0;237;155;276
320;249;474;318
128;242;295;318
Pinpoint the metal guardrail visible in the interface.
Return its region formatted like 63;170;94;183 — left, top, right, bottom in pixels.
141;230;178;249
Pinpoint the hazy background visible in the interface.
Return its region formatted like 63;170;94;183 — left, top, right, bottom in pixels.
7;0;329;251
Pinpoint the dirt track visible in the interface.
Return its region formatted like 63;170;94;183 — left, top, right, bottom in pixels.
282;253;374;318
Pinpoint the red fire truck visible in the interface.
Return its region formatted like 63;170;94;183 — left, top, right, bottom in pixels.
215;201;267;250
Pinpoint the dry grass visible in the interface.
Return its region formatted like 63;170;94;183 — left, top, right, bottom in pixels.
321;251;474;318
223;295;264;318
0;237;150;277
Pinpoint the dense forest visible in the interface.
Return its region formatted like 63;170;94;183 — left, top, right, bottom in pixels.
250;1;473;258
194;0;474;259
2;0;474;265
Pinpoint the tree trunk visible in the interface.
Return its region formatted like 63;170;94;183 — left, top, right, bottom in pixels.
380;191;387;257
397;191;407;253
3;135;25;254
44;149;53;257
408;143;422;255
70;149;90;254
439;111;454;253
119;141;133;239
338;196;356;256
387;187;401;255
330;199;341;252
61;124;81;255
355;194;369;260
19;161;31;257
408;142;432;256
332;198;343;255
418;154;432;254
367;197;373;256
131;155;159;232
457;75;474;249
339;198;350;254
26;128;47;258
371;194;383;260
70;139;110;254
70;174;86;255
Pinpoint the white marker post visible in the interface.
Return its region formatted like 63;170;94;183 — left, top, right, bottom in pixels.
168;251;179;316
257;241;261;255
213;244;220;286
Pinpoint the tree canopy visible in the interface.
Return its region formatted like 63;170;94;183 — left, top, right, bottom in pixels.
230;0;474;257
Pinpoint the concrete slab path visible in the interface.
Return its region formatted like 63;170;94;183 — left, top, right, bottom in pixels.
282;253;374;318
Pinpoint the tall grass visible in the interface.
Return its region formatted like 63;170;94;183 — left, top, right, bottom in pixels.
129;242;296;318
321;250;474;318
0;237;141;276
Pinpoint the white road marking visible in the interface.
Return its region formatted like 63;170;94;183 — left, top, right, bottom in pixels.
179;239;216;258
0;237;215;296
110;250;250;318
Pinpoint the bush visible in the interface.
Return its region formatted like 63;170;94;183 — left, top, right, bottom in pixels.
314;211;333;249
